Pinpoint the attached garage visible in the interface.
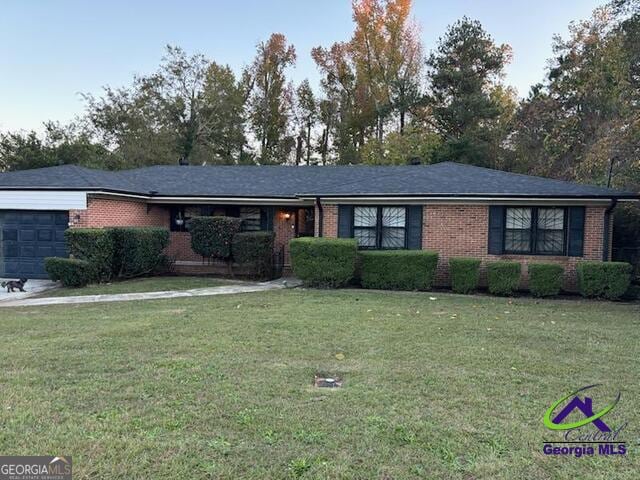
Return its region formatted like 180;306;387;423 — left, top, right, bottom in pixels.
0;210;69;279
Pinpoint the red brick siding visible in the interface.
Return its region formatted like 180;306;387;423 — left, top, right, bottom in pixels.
165;232;202;262
70;197;169;228
315;204;338;237
275;208;297;266
70;197;306;265
319;203;607;291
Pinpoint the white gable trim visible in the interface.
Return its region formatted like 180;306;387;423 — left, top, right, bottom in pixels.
0;191;87;210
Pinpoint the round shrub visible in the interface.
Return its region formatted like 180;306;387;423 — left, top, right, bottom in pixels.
487;261;521;296
45;257;93;287
232;231;275;280
449;257;481;294
187;216;242;261
528;263;564;297
359;250;438;291
289;237;357;288
577;261;632;300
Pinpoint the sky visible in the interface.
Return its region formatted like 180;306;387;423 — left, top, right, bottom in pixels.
0;0;605;134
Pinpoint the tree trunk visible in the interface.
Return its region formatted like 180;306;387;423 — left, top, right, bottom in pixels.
320;128;328;165
400;110;405;135
306;122;312;165
295;135;303;165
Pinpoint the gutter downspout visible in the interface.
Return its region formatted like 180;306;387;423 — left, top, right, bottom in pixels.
315;197;323;237
603;199;617;261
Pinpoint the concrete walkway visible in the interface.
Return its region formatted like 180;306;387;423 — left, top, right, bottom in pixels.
0;278;301;308
0;278;58;302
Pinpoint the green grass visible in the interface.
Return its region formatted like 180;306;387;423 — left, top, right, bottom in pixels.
39;276;235;297
0;289;638;479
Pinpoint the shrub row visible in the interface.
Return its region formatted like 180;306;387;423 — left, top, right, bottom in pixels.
186;217;275;279
576;261;632;300
290;238;438;290
45;227;170;287
289;238;632;300
359;250;438;291
289;237;358;288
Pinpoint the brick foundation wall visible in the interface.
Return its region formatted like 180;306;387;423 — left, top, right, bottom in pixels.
319;203;608;292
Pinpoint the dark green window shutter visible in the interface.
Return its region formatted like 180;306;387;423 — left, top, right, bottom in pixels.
260;207;275;231
567;206;585;257
338;205;354;238
406;205;423;249
488;206;505;254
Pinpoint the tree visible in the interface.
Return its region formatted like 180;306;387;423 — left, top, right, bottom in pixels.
248;33;296;164
312;0;425;164
360;124;440;165
295;80;318;165
0;121;110;171
426;17;512;167
201;62;248;163
85;45;251;167
351;0;423;136
511;5;639;188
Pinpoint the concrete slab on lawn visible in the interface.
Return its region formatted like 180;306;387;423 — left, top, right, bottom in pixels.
0;278;58;303
0;277;302;308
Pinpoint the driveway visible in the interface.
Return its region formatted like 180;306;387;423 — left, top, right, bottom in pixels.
0;278;58;303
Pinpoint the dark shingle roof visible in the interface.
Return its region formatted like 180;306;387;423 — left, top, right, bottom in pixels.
0;162;636;199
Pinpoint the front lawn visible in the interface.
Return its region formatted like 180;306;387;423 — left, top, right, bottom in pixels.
0;290;638;478
39;275;236;297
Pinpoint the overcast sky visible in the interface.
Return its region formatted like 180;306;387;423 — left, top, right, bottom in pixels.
0;0;604;133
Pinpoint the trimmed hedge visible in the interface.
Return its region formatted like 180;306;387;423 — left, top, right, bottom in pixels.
187;216;242;261
44;258;93;287
290;237;358;288
48;227;170;285
528;263;564;297
232;231;275;280
449;257;481;294
487;261;521;296
577;261;632;300
64;228;115;281
110;227;170;278
359;250;438;291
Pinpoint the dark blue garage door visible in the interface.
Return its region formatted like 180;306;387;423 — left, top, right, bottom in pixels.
0;211;68;279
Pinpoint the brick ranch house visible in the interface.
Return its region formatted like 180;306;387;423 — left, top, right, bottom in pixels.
0;162;637;289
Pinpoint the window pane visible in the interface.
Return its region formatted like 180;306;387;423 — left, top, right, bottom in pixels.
381;228;405;248
382;207;406;227
506;208;531;229
240;207;261;231
354;227;376;248
536;230;564;254
505;230;531;252
538;208;564;230
354;207;377;227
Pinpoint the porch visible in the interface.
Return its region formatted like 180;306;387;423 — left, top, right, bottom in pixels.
156;204;315;274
